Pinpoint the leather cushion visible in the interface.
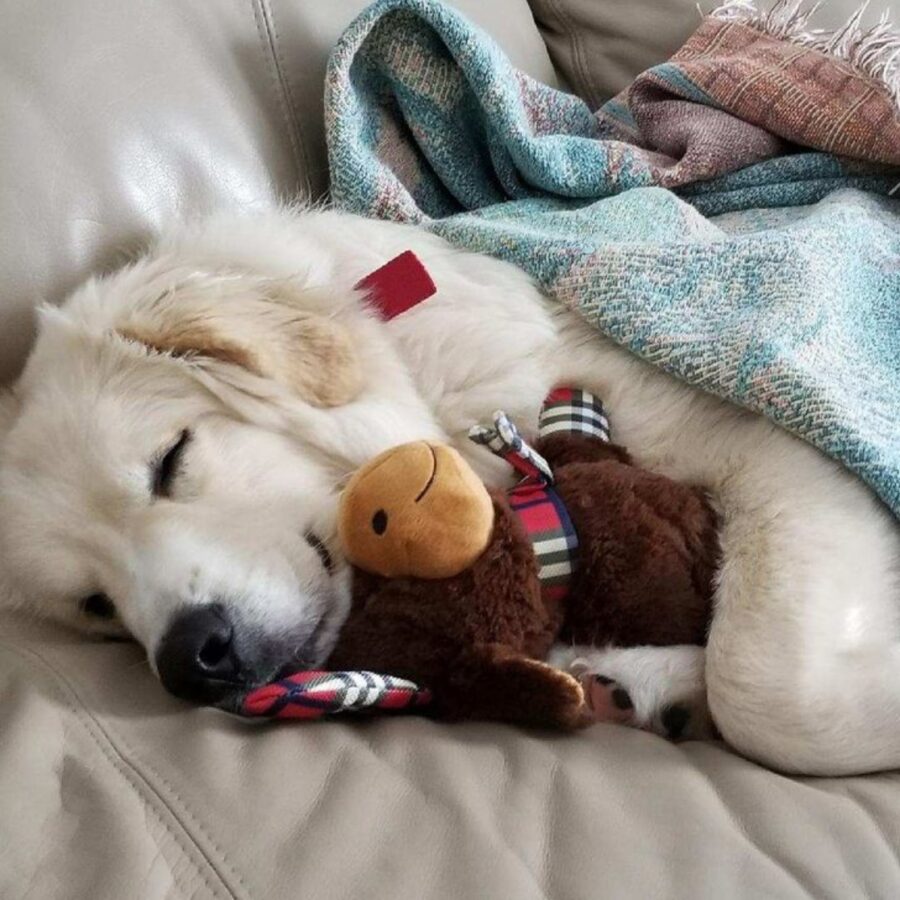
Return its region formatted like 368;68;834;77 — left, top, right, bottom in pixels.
3;611;900;899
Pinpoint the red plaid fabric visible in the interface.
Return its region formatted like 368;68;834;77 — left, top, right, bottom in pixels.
241;671;432;719
469;388;609;603
540;388;610;442
469;410;554;482
507;480;579;602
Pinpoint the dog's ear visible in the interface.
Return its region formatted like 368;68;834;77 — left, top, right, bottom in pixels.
118;274;363;408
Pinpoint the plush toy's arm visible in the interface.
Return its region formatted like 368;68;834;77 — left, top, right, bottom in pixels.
439;643;589;730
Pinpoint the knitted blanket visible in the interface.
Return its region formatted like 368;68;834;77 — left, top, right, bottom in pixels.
325;0;900;516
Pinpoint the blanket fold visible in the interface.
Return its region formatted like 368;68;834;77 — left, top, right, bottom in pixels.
326;0;900;516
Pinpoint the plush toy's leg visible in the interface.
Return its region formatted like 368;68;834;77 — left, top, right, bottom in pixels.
330;614;585;729
536;388;632;468
438;643;590;730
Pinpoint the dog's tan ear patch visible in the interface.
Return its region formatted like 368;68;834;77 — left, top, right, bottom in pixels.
117;277;363;408
119;323;257;373
276;314;363;409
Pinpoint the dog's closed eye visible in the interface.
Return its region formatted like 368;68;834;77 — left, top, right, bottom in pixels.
152;429;191;498
304;532;334;573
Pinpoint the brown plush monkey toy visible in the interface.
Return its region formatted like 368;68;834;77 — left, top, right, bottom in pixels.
328;389;719;730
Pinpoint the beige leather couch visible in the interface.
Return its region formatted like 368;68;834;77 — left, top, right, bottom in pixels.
2;1;899;898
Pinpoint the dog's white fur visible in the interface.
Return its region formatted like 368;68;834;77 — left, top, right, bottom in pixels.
1;208;898;775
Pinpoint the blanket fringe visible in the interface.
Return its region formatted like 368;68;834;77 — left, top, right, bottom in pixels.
709;0;900;110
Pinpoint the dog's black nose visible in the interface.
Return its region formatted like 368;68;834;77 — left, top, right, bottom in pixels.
155;604;243;704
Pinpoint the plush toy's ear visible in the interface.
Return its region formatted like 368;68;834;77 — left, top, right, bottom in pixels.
339;442;495;579
118;273;363;408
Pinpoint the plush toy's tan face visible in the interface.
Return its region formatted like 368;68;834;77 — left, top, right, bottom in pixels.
338;442;495;579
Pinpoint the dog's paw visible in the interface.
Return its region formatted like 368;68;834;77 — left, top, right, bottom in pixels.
549;643;715;741
579;673;636;726
649;694;717;742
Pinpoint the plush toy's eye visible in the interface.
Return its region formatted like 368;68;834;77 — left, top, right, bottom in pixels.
372;509;388;535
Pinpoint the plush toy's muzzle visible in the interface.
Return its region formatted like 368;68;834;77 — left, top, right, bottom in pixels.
338;441;495;579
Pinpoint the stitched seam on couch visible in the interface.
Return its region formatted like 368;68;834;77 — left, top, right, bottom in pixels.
0;638;242;900
542;0;598;109
250;0;313;199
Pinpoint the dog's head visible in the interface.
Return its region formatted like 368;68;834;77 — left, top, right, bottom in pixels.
0;213;437;705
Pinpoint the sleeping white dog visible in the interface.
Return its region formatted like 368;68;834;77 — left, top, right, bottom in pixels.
1;208;898;775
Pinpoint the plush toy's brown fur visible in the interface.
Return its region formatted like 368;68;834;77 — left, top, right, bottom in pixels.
328;432;719;730
544;433;718;649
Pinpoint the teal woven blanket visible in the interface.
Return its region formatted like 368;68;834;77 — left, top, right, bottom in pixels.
325;0;900;516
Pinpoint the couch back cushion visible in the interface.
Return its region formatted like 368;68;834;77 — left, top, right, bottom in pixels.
529;0;884;108
0;0;557;384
